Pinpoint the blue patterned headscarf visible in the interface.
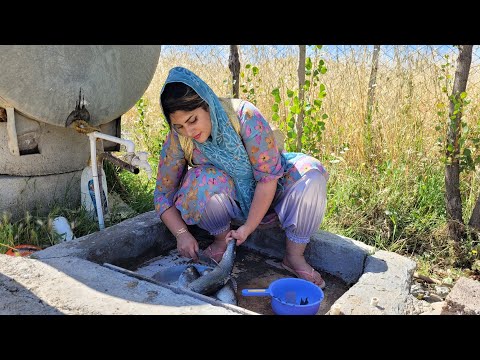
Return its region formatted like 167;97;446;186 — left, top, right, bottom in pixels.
161;67;255;220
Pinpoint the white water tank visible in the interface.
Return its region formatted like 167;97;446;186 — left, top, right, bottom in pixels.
0;45;161;127
0;45;161;219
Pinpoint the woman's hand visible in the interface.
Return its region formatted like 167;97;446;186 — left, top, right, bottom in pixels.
226;224;254;246
176;232;199;261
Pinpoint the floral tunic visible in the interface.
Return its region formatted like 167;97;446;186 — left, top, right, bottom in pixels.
154;100;328;225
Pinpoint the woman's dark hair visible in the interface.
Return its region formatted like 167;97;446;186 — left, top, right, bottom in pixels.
160;82;209;126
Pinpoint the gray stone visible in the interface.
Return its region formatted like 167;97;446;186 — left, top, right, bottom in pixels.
434;285;451;299
443;277;480;315
306;231;374;284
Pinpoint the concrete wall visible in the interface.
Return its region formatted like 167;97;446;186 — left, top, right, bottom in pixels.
0;114;114;220
0;171;82;220
0;113;90;176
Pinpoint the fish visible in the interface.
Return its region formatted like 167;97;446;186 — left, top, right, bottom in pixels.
186;238;237;295
214;278;238;305
201;268;213;276
197;251;220;268
177;265;201;288
180;262;238;305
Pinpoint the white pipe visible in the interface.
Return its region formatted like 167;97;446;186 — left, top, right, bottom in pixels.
88;133;105;230
91;131;135;154
87;131;137;231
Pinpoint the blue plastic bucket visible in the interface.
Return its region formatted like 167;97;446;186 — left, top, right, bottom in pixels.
242;277;324;315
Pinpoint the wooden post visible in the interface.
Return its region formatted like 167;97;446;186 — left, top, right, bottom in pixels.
296;45;306;152
6;107;20;156
229;45;240;98
364;45;381;161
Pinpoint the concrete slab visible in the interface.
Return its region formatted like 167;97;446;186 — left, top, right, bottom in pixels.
244;226;374;284
33;210;173;265
328;250;416;315
0;255;242;315
1;210;417;315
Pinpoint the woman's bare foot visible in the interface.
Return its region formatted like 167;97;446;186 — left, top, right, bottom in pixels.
282;254;326;288
204;228;230;263
203;241;227;263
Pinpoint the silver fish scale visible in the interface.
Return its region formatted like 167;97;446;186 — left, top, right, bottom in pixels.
186;239;236;295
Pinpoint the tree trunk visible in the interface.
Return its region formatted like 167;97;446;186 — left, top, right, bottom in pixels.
296;45;306;152
468;195;480;230
468;49;480;231
364;45;380;161
445;45;473;241
229;45;240;98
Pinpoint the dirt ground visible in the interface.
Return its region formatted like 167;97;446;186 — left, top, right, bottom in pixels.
232;246;350;315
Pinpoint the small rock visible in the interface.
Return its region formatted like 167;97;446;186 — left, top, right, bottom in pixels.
411;284;428;300
424;293;443;303
434;286;450;299
420;301;446;315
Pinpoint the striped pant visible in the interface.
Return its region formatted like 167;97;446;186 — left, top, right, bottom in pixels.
197;169;327;243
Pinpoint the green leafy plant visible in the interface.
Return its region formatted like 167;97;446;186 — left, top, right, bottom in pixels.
134;97;154;155
271;45;328;155
240;64;260;105
435;54;480;172
133;97;168;157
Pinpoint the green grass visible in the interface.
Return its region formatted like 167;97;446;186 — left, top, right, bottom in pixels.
104;159;157;215
0;206;99;253
320;153;479;274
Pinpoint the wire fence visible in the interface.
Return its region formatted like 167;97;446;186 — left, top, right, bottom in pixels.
159;45;480;87
140;45;480;162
